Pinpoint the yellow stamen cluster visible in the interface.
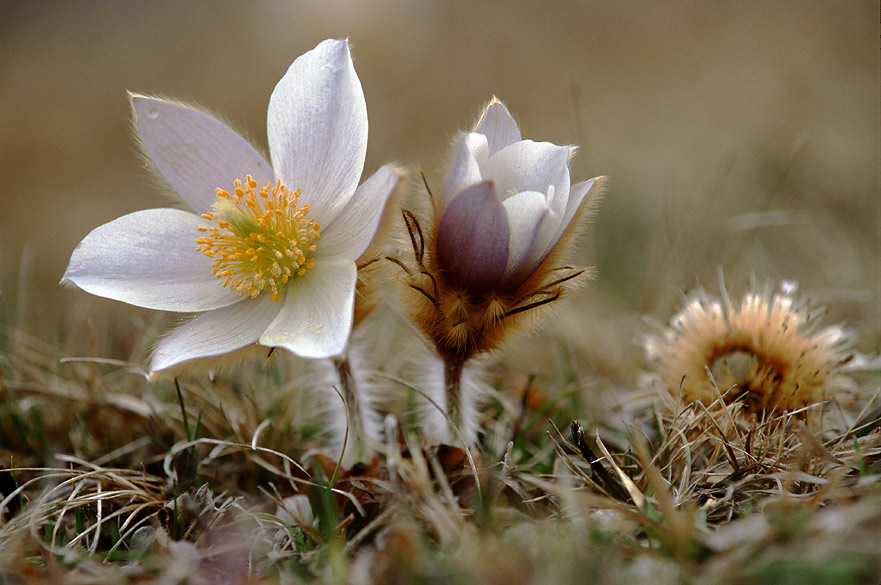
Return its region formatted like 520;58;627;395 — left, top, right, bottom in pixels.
196;175;320;301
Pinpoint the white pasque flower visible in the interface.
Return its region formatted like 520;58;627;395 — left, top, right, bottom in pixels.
436;98;602;292
62;39;401;372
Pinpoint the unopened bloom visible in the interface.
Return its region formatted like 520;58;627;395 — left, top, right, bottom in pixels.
644;280;855;414
406;98;605;361
436;98;604;294
63;39;401;372
399;98;605;440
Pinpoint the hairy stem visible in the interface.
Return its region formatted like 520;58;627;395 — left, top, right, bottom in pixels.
331;355;366;461
443;357;467;440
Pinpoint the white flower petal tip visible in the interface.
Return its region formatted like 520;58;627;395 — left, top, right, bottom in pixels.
474;97;521;155
62;209;241;312
581;175;608;200
562;175;608;231
66;39;385;368
267;38;367;225
130;94;273;214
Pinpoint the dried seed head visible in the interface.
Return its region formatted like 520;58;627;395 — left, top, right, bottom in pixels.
644;280;856;415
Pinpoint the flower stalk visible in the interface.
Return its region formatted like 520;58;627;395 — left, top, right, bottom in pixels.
442;356;467;435
330;354;370;462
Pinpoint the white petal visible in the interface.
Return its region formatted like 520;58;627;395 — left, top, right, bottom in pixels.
545;177;602;255
267;39;367;226
482;140;570;206
319;165;404;261
62;209;242;312
501;190;555;285
442;132;489;210
562;177;596;228
474;98;521;155
131;95;274;214
259;257;356;358
150;295;282;372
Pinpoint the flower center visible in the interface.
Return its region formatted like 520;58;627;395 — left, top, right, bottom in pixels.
196;175;320;301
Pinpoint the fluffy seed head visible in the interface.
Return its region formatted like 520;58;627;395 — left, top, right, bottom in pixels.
644;280;855;414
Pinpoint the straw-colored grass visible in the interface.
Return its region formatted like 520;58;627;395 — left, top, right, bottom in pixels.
2;318;878;584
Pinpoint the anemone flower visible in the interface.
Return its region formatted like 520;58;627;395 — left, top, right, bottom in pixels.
63;39;401;373
399;98;605;442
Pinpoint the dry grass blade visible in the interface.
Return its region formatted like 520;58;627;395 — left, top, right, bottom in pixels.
562;420;634;504
594;431;646;509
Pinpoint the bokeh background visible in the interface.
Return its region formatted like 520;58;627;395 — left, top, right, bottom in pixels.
1;1;878;385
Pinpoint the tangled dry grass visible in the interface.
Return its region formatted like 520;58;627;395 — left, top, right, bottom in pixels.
1;321;879;584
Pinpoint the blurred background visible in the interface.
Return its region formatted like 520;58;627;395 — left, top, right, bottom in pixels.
1;1;878;385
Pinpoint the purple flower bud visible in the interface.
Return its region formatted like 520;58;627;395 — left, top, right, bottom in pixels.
436;181;509;293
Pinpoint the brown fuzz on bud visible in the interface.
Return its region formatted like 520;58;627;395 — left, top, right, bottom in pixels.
394;205;594;367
